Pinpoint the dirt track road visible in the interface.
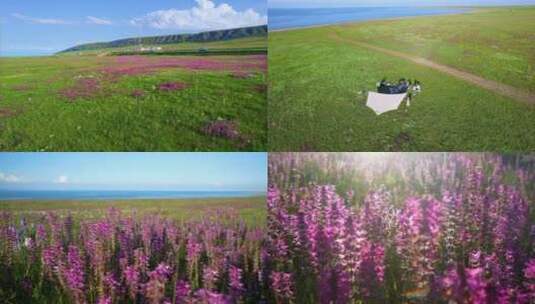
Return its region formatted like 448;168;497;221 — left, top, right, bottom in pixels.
331;32;535;105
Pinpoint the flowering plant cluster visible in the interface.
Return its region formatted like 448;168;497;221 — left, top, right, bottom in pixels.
266;153;534;303
0;208;267;303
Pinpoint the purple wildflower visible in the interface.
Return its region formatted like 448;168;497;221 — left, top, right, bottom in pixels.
270;272;293;303
124;265;140;300
524;259;535;300
146;263;171;304
194;289;232;304
202;266;219;290
466;267;487;304
201;120;240;141
131;89;146;98
228;265;244;300
97;297;112;304
64;245;85;303
175;280;192;304
158;81;188;92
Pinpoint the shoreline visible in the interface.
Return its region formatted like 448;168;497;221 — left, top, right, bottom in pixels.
269;6;481;32
0;193;266;202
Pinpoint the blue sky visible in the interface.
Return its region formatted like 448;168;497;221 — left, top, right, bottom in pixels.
269;0;535;8
0;0;267;56
0;153;267;191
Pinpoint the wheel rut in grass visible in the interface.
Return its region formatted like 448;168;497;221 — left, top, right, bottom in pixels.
330;32;535;105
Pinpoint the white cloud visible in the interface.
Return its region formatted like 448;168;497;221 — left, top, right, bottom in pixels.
0;172;21;183
11;13;71;25
130;0;267;31
86;16;112;25
55;175;69;184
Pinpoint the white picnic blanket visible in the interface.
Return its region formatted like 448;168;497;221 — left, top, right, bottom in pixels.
366;92;408;115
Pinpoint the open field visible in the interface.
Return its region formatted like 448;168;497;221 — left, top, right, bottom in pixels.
0;39;267;151
0;196;266;226
334;7;535;92
269;7;535;151
0;196;271;303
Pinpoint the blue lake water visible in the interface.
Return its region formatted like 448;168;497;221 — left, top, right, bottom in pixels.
0;190;264;201
269;7;469;30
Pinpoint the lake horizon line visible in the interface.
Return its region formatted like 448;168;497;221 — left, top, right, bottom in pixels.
268;6;473;30
268;4;533;9
0;190;266;201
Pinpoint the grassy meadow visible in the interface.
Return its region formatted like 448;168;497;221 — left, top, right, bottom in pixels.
269;7;535;151
0;38;267;151
0;196;266;227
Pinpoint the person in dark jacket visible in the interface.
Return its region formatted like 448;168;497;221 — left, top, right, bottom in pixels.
377;78;409;94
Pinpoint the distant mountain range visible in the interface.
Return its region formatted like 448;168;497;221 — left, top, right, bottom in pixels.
58;25;267;54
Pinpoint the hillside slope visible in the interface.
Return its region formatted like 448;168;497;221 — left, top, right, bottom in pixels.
59;25;267;54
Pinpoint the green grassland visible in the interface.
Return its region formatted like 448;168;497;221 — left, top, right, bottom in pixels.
0;196;266;227
335;7;535;92
0;38;267;151
268;7;535;151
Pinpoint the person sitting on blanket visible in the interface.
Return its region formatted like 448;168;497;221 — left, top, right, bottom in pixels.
377;78;410;94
